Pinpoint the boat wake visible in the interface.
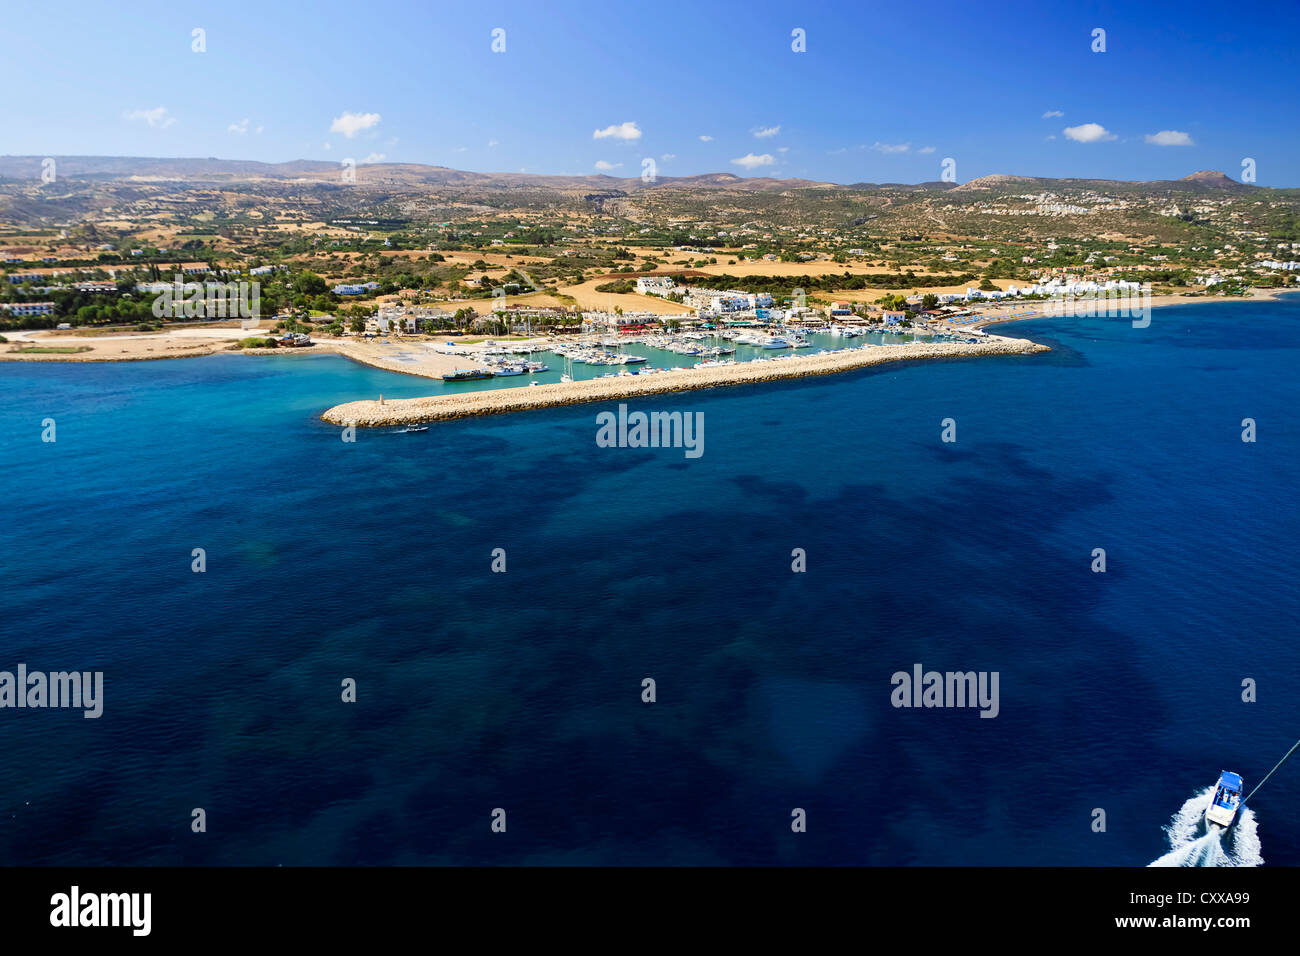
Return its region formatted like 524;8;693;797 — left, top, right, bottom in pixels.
1148;787;1263;867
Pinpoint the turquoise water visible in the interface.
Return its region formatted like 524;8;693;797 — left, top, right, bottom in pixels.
377;329;937;395
0;297;1297;865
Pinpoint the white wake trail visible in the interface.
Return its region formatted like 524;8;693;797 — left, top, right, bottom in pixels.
1148;787;1263;867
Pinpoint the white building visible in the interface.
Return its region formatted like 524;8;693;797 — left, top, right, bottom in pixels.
635;276;675;295
333;281;380;295
0;302;55;316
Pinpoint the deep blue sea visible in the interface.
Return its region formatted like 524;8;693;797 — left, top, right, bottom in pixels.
1;297;1297;866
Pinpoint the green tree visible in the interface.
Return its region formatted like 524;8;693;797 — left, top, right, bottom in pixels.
293;271;328;296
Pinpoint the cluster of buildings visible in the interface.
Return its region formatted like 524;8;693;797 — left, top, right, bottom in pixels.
682;288;775;314
367;304;455;333
963;277;1145;302
632;276;777;314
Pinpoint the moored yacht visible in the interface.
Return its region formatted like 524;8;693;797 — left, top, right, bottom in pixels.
442;368;495;381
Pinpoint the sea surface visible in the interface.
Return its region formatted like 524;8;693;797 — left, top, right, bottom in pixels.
1;297;1297;865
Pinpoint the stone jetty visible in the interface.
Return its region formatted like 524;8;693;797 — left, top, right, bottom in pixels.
320;335;1049;427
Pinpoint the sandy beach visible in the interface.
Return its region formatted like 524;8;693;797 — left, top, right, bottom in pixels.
321;335;1050;427
0;325;255;362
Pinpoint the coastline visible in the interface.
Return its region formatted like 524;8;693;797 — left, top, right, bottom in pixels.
320;334;1050;427
966;287;1286;329
0;288;1284;370
3;290;1290;427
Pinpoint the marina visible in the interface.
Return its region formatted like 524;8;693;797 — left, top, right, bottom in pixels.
323;332;1047;426
405;325;987;394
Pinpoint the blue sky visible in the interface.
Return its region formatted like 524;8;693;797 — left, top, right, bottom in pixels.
3;0;1297;185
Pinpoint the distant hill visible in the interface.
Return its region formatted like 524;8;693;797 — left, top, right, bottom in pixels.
0;156;1261;195
0;156;829;192
953;170;1255;194
1179;170;1243;189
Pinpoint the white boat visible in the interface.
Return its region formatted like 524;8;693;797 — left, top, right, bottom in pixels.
494;364;526;376
1205;771;1244;829
761;336;790;349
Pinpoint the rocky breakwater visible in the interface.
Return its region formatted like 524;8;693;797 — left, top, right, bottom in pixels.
320;335;1049;427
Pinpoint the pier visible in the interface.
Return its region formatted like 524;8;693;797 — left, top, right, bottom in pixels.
321;335;1050;427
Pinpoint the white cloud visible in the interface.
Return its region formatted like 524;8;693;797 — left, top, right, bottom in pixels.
228;118;251;135
594;160;623;170
918;145;936;154
593;121;641;141
1063;123;1116;143
753;125;781;139
322;143;332;151
362;152;385;164
698;135;712;142
487;140;499;147
870;141;910;154
731;153;775;170
1042;110;1064;119
661;153;676;161
777;146;789;153
1145;130;1194;146
124;107;176;129
330;111;381;138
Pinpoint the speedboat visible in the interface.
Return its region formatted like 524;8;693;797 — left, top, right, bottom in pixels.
493;364;526;376
1205;771;1243;829
401;425;428;433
